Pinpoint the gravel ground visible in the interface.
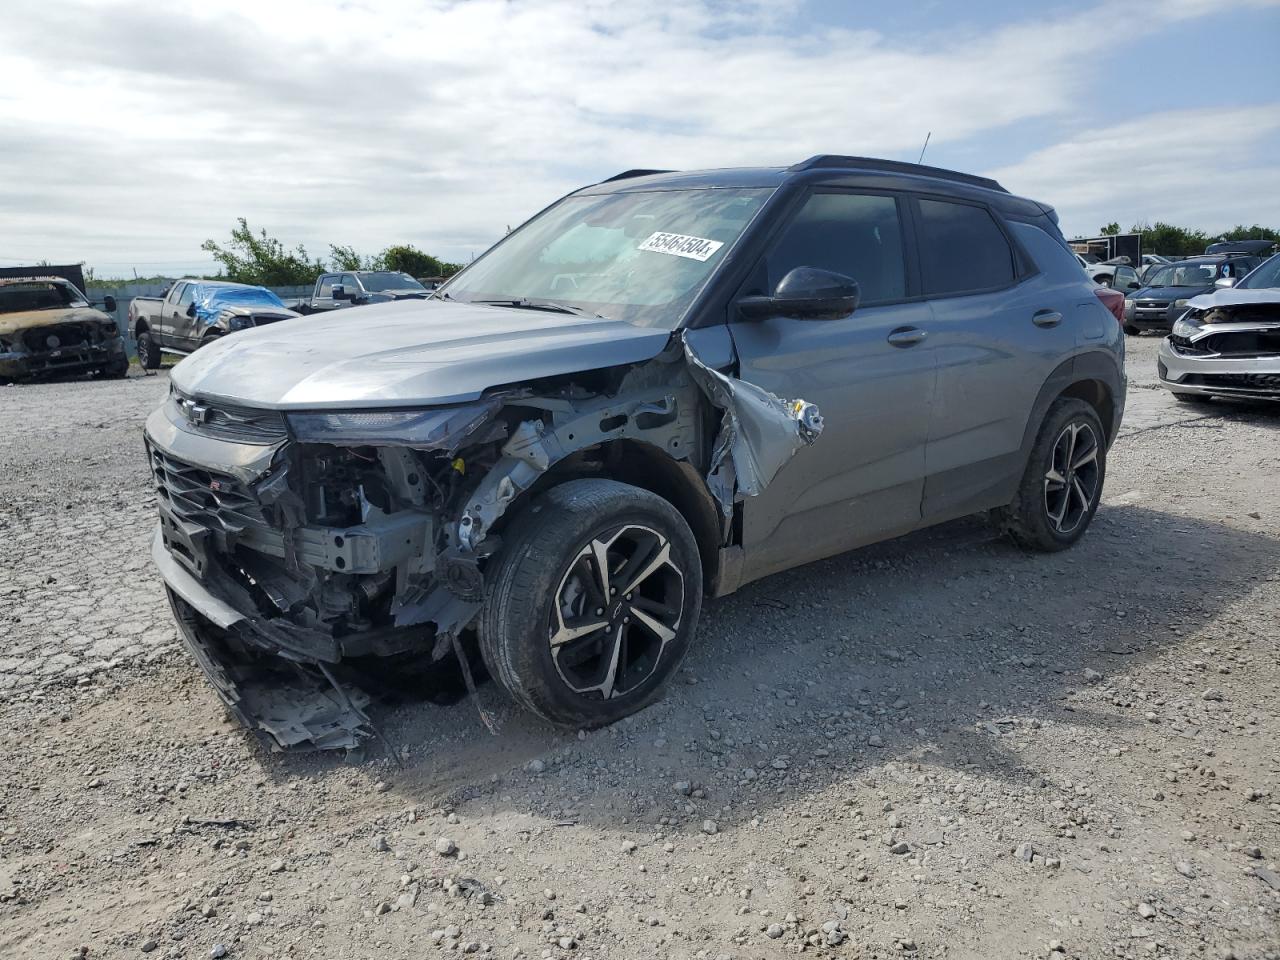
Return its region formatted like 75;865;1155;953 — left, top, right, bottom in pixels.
1;337;1277;960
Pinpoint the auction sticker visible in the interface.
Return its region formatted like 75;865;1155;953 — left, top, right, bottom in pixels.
638;231;724;262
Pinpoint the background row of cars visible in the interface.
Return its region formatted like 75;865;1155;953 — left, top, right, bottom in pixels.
126;270;431;368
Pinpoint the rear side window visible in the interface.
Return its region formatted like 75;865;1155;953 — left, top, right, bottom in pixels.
917;198;1015;296
766;192;906;305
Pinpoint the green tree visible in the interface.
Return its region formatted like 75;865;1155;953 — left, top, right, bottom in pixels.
328;244;383;271
201;219;325;286
378;244;446;277
1099;222;1120;236
1216;224;1280;243
1129;221;1212;257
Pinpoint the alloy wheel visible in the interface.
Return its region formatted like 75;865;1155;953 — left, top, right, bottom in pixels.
549;524;685;700
1043;421;1100;535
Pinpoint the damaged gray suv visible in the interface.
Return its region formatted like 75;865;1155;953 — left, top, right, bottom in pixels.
145;156;1125;751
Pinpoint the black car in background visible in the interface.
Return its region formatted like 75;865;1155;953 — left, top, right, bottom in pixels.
1123;253;1266;334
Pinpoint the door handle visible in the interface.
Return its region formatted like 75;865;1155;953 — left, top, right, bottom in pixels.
1032;309;1063;328
887;327;927;347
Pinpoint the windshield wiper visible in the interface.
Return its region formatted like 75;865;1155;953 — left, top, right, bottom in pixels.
472;298;604;318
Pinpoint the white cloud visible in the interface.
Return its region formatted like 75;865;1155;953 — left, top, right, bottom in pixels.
989;105;1280;237
0;0;1276;274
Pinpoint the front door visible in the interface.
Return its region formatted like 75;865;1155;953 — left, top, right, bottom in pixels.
727;189;936;582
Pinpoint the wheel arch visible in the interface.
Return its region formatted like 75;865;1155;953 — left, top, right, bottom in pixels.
523;438;724;591
1021;352;1124;460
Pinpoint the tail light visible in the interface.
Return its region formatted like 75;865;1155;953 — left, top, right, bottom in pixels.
1094;286;1125;323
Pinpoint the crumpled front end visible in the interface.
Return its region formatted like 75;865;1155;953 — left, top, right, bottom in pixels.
1159;300;1280;400
146;334;823;752
0;312;126;380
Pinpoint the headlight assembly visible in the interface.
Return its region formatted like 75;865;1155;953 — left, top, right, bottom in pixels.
1173;298;1190;309
287;400;501;447
228;315;253;331
1171;317;1200;340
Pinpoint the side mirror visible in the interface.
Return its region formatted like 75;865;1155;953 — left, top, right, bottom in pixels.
737;267;861;321
103;295;117;312
1214;277;1237;289
186;302;197;317
1124;280;1141;292
332;285;348;301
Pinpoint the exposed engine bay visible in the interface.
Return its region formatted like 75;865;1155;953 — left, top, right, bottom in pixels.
146;334;822;752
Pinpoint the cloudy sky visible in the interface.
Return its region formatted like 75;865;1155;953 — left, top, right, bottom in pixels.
2;0;1278;277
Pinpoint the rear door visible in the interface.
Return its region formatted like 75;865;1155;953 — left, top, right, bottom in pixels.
728;189;936;581
171;282;201;351
157;282;186;347
916;198;1083;521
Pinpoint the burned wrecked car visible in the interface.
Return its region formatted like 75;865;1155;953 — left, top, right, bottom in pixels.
1158;252;1280;403
146;156;1123;751
0;277;126;382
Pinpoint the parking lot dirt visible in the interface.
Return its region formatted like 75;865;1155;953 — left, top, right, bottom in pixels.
1;337;1277;960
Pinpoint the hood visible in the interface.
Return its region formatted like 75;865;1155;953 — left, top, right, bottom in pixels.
0;305;115;336
1185;287;1280;311
170;298;673;409
1133;283;1212;300
220;304;301;318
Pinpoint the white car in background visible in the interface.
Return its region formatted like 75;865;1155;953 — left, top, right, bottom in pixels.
1076;254;1142;292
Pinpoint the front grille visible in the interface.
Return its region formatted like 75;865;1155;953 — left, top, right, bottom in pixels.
1136;300;1170;309
251;313;291;327
21;322;106;351
1196;330;1280;357
173;391;288;443
151;447;269;533
1182;373;1280;394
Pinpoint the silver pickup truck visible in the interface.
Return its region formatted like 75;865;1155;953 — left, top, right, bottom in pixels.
129;279;300;369
288;271;430;314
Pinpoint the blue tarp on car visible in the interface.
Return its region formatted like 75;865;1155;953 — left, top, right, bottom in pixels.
192;283;288;326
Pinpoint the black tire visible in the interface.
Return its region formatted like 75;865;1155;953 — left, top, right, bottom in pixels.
1096;275;1112;287
478;478;702;728
136;330;161;370
1122;324;1140;336
1172;391;1212;403
995;398;1106;552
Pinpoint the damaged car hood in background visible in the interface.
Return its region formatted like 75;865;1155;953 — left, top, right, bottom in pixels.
0;305;114;335
170;299;674;409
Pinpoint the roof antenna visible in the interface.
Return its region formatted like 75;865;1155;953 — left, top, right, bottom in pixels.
917;131;932;165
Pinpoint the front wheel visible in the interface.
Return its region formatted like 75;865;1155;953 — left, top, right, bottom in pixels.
994;398;1106;552
479;478;702;728
136;330;161;370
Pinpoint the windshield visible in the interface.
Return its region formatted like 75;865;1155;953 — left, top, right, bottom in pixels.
441;187;774;328
360;272;425;293
1238;254;1280;290
0;280;89;314
1145;262;1218;288
199;285;287;310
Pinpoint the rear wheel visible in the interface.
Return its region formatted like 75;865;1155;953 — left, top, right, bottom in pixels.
995;398;1106;552
136;330;161;370
479;478;702;728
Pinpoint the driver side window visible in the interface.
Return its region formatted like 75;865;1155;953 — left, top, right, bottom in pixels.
765;192;907;305
177;284;195;308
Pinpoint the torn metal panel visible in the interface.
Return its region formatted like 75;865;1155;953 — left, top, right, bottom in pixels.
680;332;824;513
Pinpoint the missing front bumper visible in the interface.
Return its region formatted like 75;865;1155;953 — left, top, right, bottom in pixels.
155;529;374;752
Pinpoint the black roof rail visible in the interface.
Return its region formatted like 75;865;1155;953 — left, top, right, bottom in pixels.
600;168;675;183
789;155;1008;194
